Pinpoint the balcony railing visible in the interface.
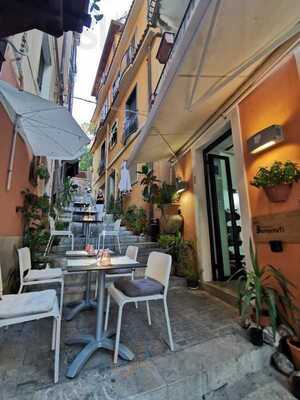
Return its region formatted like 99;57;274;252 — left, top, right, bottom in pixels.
154;0;200;98
124;114;138;140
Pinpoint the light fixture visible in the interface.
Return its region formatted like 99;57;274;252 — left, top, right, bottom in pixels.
175;177;188;194
247;125;284;155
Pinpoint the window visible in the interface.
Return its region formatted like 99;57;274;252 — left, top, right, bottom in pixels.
37;34;51;93
37;52;46;91
124;86;138;141
98;141;106;175
100;97;109;123
110;122;118;148
108;171;116;200
112;72;120;100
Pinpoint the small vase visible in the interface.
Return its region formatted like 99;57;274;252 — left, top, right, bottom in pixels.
264;183;292;202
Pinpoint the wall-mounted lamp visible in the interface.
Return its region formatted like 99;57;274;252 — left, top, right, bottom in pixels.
175;177;188;194
247;125;284;155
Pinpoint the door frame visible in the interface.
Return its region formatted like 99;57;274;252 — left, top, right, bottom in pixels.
190;107;252;283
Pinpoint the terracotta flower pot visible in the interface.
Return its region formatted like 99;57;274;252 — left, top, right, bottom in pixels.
264;183;292;202
288;338;300;370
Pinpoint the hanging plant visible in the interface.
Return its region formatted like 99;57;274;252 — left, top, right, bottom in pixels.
251;161;300;202
36;164;50;182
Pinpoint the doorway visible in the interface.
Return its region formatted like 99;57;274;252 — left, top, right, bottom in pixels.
203;130;245;281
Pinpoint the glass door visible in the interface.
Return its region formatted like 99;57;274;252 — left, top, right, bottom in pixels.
204;132;245;281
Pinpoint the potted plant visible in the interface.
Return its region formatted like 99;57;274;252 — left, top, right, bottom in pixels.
238;241;296;346
185;265;199;289
251;161;300;202
138;164;161;240
36;164;50;182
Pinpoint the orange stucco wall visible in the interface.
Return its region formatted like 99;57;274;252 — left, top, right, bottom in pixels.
175;151;196;242
0;104;34;236
239;54;300;298
0;62;34;237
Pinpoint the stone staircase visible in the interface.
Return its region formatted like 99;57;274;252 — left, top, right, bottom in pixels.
48;223;166;305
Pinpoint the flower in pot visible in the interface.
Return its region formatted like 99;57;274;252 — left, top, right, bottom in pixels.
185;265;199;289
238;240;296;346
251;161;300;202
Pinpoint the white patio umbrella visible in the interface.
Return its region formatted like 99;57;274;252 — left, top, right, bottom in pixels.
0;80;90;189
118;160;132;193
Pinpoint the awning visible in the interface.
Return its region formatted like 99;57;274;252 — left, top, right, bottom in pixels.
130;0;300;164
0;80;90;160
0;0;91;38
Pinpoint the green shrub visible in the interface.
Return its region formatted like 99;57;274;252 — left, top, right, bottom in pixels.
251;161;300;188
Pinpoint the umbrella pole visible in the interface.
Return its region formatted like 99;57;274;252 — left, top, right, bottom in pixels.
6;122;18;191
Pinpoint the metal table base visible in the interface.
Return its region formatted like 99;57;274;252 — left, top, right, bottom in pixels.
65;271;97;321
66;269;134;378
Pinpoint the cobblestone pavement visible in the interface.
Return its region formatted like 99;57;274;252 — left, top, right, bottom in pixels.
0;285;241;399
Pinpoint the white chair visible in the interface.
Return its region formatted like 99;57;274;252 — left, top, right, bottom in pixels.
98;219;122;253
106;246;139;280
0;265;61;383
54;207;73;229
18;247;64;313
44;216;74;256
105;251;174;363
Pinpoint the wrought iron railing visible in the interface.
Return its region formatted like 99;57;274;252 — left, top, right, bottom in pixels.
124;114;138;139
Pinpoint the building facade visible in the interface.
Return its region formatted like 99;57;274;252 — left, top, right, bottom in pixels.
0;30;79;287
90;0;189;212
129;0;300;302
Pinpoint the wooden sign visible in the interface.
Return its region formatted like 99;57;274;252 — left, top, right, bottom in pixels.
252;210;300;243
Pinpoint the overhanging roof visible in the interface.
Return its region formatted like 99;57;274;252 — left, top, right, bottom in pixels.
130;0;300;164
0;0;91;38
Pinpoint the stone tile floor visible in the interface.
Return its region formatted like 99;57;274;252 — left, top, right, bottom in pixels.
0;285;241;399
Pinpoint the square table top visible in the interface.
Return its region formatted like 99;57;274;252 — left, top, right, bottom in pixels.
66;250;113;257
66;256;145;273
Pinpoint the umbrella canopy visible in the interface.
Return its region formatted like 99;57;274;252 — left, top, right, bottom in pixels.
0;80;90;160
118;160;132;193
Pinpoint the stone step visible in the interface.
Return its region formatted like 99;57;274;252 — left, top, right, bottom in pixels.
202;281;239;308
25;333;280;400
203;371;295;399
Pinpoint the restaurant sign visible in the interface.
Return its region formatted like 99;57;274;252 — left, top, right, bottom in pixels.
252;210;300;243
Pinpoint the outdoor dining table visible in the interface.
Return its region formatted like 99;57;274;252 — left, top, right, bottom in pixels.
65;255;146;378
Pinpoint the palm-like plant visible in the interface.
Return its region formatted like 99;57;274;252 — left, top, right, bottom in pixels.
138;164;160;204
238;240;297;338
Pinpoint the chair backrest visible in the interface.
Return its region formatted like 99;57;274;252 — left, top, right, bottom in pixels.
0;264;3;299
145;252;172;293
18;247;32;282
49;216;55;232
103;214;114;224
126;245;138;261
113;219;122;231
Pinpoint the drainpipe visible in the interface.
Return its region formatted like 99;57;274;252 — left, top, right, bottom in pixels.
104;125;110;208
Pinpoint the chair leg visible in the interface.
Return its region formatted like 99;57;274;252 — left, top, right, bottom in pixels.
44;235;53;256
18;283;23;294
163;298;174;351
114;305;123;364
131;271;138;309
71;234;74;250
51;318;57;351
102;233;105;250
117;235;121;254
104;293;111;331
146;301;151;326
54;315;61;383
60;280;64;314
